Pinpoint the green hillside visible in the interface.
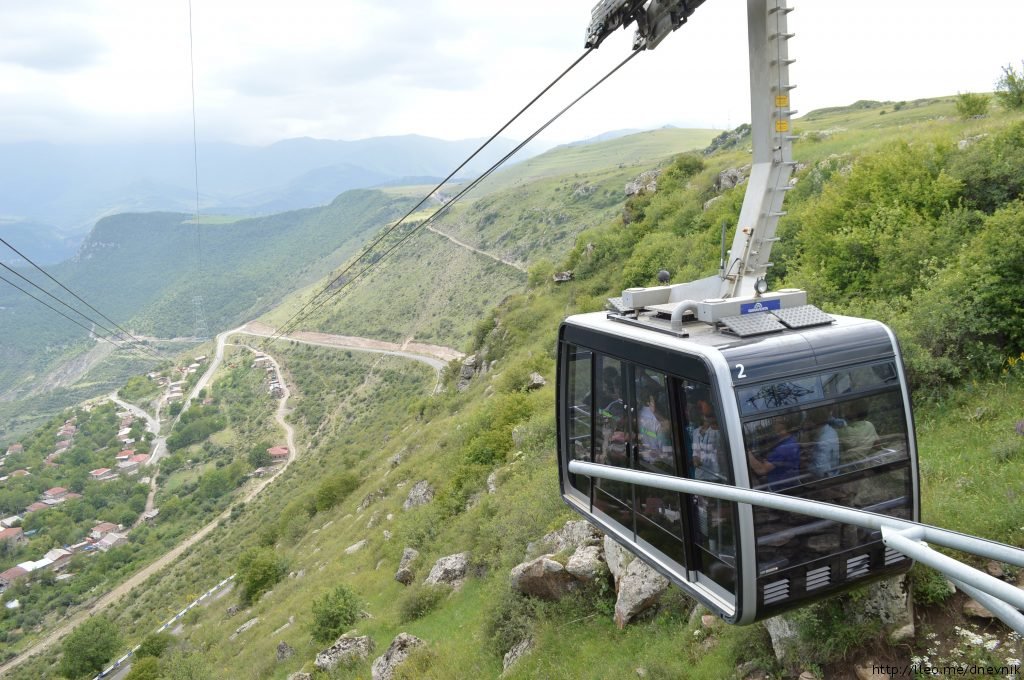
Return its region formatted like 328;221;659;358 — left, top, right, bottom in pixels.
0;189;416;425
6;97;1024;678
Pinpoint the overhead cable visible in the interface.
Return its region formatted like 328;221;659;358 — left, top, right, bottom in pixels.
0;237;160;356
266;47;596;346
269;48;642;341
0;273;151;359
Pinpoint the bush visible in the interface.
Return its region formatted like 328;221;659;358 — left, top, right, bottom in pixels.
484;587;541;657
912;564;955;606
136;631;173;658
310;584;362;643
995;61;1024;110
398;584;451;622
60;615;121;678
955;91;990;118
236;547;286;604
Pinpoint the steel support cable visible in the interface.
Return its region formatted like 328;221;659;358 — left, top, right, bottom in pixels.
188;0;203;295
0;273;153;360
0;260;161;360
266;48;596;346
0;237;161;358
271;49;642;340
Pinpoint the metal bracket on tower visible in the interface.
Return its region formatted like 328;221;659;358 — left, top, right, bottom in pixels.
721;0;797;299
192;295;209;340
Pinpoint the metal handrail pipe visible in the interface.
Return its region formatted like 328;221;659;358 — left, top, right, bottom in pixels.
567;461;1024;568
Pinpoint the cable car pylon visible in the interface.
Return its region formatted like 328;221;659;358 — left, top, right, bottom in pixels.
557;0;1024;633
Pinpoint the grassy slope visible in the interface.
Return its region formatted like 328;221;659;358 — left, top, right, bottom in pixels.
9;106;1024;677
262;128;715;350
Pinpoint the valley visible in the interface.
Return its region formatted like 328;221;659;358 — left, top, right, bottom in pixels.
1;96;1024;678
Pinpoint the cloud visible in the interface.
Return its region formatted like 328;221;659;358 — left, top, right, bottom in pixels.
0;7;105;73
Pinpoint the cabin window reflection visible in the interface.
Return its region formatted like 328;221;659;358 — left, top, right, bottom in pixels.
738;360;913;577
593;356;632;526
565;345;592;496
678;380;736;591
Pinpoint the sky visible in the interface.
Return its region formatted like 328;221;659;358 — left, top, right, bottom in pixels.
1;1;1022;147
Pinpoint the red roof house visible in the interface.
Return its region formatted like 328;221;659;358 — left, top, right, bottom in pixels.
267;446;289;462
43;487;67;501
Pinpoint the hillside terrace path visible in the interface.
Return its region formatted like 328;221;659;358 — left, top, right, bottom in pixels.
424;224;527;273
0;323;458;675
108;393;166;519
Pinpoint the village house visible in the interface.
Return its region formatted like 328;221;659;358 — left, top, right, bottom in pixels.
11;469;30;478
96;532;128;552
43;548;72;571
54;439;71;452
90;522;121;541
0;527;25;545
142;508;159;522
42;487;67;501
119;415;134;429
0;566;28;590
25;502;49;514
0;516;21;528
129;453;149;466
89;468;117;482
267;446;289;463
5;443;23;456
116;427;132;439
116;460;139;475
115;449;135;463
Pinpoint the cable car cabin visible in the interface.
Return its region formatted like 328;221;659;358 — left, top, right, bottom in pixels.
556;295;920;624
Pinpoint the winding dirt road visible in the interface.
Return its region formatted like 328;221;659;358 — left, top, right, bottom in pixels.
0;324;458;676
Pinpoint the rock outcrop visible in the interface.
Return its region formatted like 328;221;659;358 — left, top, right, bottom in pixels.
510;556;577;600
603;535;635;591
371;633;424;680
402;480;434;510
424;552;470;589
395;547;420;586
625;170;661;197
276;641;294;661
315;634;375;671
526;520;601;559
614;559;669;628
229;617;260;640
565;544;605;583
502;638;533;674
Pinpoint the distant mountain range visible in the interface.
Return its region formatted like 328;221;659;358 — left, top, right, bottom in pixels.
0;134;549;264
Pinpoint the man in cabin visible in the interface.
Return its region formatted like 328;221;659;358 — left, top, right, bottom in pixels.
691;400;722;482
747;415;800;490
806;405;840;478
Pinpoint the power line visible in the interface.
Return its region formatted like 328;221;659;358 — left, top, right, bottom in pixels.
268;49;642;343
266;48;595;346
0;273;151;359
0;236;161;357
187;0;209;339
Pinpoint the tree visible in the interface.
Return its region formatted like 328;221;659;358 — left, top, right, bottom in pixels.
125;656;160;680
136;631;173;658
236;547;286;604
247;446;271;469
60;615;121;678
955;91;989;118
310;584;362;643
995;61;1024;110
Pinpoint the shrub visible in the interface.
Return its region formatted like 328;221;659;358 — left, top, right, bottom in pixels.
955;91;990;118
995;61;1024;110
484;587;541;657
398;584;451;622
314;472;359;513
59;615;121;679
310;584;362;643
236;547;286;604
912;564;955;606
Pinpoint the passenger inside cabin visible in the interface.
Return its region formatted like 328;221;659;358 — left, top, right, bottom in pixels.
805;405;840;479
597;365;627;464
691;400;723;482
838;398;880;469
637;386;669;465
747;415;800;490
